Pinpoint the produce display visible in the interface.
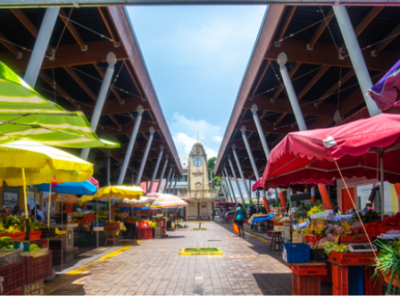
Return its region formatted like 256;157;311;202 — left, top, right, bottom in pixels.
304;224;328;236
307;205;325;216
29;244;41;253
0;216;25;234
0;236;14;249
76;212;107;225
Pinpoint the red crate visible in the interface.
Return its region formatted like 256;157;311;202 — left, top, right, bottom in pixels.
329;251;376;266
1;232;26;242
104;223;120;231
335;234;369;244
289;263;327;276
332;284;348;295
125;220;135;225
291;272;320;295
304;235;326;244
28;231;42;241
137;228;153;239
4;288;20;295
0;257;26;295
321;261;332;283
331;264;348;294
364;266;382;295
26;251;53;284
162;226;166;235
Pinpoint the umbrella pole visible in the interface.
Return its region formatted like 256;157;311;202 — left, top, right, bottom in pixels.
48;184;52;228
380;155;385;220
109;197;111;222
34;186;37;221
96;200;99;249
21;168;30;241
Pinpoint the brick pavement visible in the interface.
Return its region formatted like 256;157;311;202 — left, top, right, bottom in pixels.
45;221;293;295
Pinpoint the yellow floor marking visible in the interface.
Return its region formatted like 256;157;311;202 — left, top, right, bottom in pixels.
190;228;209;231
179;247;223;255
221;221;271;244
66;246;132;275
193;222;206;224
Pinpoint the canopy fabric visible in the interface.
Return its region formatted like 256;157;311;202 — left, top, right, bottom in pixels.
0;140;93;186
119;196;155;208
252;214;275;225
146;193;188;210
262;114;400;190
0;62;119;149
43;193;79;204
79;185;144;204
252;179;263;191
368;59;400;110
37;178;98;196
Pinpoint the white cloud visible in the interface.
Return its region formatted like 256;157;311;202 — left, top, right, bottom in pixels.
169;112;222;163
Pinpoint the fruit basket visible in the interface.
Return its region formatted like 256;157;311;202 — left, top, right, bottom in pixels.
0;257;27;295
25;250;52;284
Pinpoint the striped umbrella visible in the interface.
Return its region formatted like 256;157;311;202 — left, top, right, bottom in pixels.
146;193;188;210
0;61;119;149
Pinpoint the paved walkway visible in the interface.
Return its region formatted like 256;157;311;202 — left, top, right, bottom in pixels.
45;221;292;295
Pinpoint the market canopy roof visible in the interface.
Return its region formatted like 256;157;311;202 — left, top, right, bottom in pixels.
36;178;98;196
262;114;400;190
0;7;182;185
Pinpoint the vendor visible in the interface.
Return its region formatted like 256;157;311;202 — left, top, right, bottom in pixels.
333;202;340;214
249;206;257;217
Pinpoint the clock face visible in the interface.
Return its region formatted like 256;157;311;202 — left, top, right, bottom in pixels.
193;157;202;167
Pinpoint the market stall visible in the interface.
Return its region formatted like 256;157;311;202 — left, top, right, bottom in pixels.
261;114;400;295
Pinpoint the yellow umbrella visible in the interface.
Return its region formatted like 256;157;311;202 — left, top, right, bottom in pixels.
0;141;93;224
79;186;144;221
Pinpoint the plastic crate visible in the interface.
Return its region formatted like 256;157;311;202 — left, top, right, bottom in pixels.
332;264;349;295
349;266;364;295
321;261;332;283
137;228;152;239
310;249;329;262
329;251;376;266
162;226;166;235
104;222;120;231
291;272;320;295
282;243;310;264
25;250;52;284
364;266;382;295
0;257;26;295
91;221;105;227
304;235;326;244
336;234;369;244
289;263;327;276
332;284;347;295
125;220;135;225
4;288;19;295
28;231;42;241
1;232;26;242
20;279;44;295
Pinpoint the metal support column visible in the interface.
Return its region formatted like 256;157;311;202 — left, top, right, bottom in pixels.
106;150;111;186
135;127;155;186
221;178;229;203
222;174;234;203
172;177;178;195
333;5;380;117
278;52;332;209
167;171;175;193
81;52;117;160
157;156;169;192
223;166;237;204
251;104;270;158
118;105;144;185
227;156;246;210
148;145;164;192
231;144;253;206
163;167;173;193
24;7;60;87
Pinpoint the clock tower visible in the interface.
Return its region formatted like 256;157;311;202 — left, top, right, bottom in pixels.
188;142;209;191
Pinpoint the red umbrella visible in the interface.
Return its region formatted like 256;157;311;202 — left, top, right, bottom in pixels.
262;114;400;191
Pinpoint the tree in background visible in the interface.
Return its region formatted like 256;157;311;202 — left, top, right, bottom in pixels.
207;157;216;171
213;176;221;186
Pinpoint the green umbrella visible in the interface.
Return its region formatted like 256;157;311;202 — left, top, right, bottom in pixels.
0;61;119;149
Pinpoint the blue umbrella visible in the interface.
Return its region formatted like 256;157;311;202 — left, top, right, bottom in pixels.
36;180;98;196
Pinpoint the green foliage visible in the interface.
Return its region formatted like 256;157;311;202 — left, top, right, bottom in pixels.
213;176;221;186
207;157;216;171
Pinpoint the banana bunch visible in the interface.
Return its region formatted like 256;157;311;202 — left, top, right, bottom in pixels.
305;224;327;236
305;224;316;235
55;228;66;236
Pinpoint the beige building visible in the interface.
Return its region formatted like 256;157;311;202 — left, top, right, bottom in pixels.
177;142;218;221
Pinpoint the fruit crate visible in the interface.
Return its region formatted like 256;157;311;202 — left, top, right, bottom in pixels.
282;243;310;264
104;222;120;231
137;228;152;240
336;234;369;244
28;231;42;241
349;266;364;295
329;251;376;266
304;235;326;244
288;263;327;276
4;288;20;295
0;257;27;295
0;249;21;266
20;279;44;295
332;264;349;295
1;232;26;242
25;250;52;284
162;226;166;235
291;272;320;295
364;266;382;295
310;249;329;261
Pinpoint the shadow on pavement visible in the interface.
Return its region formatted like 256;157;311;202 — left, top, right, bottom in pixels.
253;273;292;295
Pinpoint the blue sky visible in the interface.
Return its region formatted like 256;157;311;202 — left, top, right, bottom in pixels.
126;5;266;160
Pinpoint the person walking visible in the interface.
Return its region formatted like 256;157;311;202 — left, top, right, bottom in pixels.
233;203;245;238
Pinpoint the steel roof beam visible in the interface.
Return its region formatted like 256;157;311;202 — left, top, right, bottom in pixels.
59;9;87;51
